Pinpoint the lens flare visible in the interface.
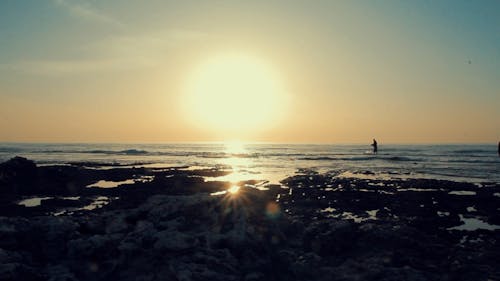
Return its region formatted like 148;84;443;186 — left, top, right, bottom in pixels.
228;185;240;194
265;202;281;219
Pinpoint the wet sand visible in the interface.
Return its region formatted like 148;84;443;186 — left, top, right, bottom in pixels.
1;157;499;280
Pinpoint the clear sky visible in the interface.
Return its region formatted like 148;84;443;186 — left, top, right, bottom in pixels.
0;0;498;143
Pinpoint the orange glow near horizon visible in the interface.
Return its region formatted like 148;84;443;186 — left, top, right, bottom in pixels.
0;2;498;143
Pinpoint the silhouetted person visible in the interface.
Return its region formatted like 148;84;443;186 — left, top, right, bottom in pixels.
371;139;378;154
498;142;500;157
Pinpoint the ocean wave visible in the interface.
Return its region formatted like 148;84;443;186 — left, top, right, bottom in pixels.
300;156;336;161
36;150;66;153
297;156;384;161
78;149;150;155
343;156;378;161
452;149;491;154
5;146;494;165
16;147;424;161
35;149;150;155
119;149;149;155
197;153;227;159
446;159;500;164
197;152;262;159
385;156;421;162
342;156;422;162
26;149;262;158
0;147;22;153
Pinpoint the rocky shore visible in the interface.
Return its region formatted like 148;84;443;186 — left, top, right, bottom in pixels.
1;157;499;280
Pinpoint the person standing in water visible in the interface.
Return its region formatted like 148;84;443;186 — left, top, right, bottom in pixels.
498;141;500;157
371;139;378;154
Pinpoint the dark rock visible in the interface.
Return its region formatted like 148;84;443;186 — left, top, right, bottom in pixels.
45;265;77;281
0;160;499;280
0;263;41;281
153;230;199;252
0;157;37;197
304;220;357;256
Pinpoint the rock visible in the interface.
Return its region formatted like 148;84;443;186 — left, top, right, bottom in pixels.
153;230;198;252
291;252;322;279
244;272;265;281
118;221;157;256
45;265;77;281
67;234;119;259
105;214;130;234
31;216;80;261
0;161;499;280
0;263;40;281
0;249;22;264
77;216;107;235
0;157;37;196
304;220;357;256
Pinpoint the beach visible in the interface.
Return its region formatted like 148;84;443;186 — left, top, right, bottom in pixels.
3;0;499;279
1;153;499;280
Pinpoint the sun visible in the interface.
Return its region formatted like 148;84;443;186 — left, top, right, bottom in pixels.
183;54;287;133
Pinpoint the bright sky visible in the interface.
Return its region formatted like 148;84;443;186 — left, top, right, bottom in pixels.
0;0;498;143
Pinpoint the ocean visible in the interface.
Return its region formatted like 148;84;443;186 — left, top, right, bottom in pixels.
0;143;499;184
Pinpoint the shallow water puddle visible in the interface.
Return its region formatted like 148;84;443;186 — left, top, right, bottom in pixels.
398;188;440;192
448;191;476;196
320;207;336;213
18;197;53;207
366;209;378;219
82;196;111;210
466;206;477;212
337;171;392;181
341;212;366;223
53;196;116;216
320;208;379;222
437;211;450;217
87;175;154;188
18;196;81;208
87;179;135;188
448;215;500;231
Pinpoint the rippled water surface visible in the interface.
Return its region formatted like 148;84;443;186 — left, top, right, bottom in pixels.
1;143;499;183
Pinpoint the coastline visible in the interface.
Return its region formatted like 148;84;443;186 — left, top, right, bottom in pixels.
1;157;499;280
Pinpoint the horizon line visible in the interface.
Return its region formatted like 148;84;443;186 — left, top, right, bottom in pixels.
0;140;497;146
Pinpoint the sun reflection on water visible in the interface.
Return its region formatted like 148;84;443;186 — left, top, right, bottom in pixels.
216;141;256;184
208;141;277;195
209;142;255;196
224;141;246;155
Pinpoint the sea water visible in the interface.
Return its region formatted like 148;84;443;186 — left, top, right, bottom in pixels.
0;143;499;184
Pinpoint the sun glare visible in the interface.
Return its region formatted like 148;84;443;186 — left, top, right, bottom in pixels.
183;54;287;133
225;141;246;155
228;185;240;194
